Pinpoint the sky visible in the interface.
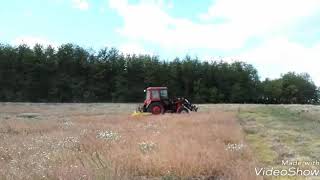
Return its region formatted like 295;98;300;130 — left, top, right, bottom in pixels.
0;0;319;85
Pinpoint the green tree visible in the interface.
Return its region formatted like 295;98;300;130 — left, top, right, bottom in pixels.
281;72;317;104
0;42;318;104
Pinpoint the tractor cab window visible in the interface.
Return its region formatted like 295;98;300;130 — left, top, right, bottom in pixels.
146;90;151;99
151;90;160;99
160;89;168;99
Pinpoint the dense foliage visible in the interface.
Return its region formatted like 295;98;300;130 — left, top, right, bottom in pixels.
0;43;318;104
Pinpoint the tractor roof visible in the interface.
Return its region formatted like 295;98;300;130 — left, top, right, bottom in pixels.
146;87;167;90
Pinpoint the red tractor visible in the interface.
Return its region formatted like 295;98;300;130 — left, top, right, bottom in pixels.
137;87;198;115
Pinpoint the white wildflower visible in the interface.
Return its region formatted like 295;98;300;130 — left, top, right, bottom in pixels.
225;143;245;151
138;141;157;153
96;130;121;141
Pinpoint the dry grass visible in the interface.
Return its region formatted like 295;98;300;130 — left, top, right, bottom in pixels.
0;103;260;180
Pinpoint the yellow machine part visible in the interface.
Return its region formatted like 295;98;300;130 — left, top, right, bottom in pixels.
131;111;152;117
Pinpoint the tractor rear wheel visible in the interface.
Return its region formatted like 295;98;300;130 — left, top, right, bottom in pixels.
147;102;164;115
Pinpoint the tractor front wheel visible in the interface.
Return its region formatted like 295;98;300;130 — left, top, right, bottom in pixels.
147;102;164;115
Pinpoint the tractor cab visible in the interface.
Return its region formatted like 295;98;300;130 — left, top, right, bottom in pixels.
138;87;198;115
144;87;168;106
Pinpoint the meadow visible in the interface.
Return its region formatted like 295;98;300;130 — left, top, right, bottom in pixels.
0;103;319;180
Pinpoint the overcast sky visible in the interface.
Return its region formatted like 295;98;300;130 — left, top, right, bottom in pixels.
1;0;319;85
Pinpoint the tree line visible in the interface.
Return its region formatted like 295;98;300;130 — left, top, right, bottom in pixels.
0;43;319;104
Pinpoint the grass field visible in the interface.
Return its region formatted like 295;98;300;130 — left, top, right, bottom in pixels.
238;105;320;180
0;103;319;180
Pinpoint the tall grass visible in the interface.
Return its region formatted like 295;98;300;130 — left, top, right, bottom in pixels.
0;103;260;179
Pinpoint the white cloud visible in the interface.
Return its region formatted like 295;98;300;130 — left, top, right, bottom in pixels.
200;0;320;36
99;7;106;13
119;42;153;55
167;1;173;9
12;36;58;48
109;0;248;50
110;0;320;51
200;0;320;22
237;38;320;85
72;0;89;10
109;0;320;85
